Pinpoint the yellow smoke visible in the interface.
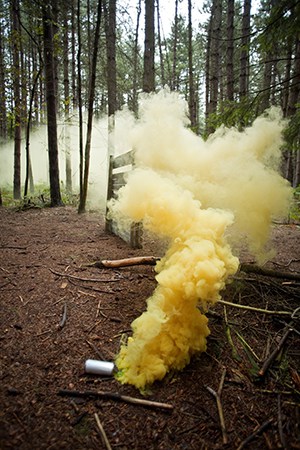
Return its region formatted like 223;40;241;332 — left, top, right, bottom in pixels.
109;89;292;389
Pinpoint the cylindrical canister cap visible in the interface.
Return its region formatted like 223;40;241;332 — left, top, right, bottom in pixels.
84;359;115;376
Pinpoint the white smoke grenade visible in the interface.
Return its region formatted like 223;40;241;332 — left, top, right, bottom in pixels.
84;359;115;376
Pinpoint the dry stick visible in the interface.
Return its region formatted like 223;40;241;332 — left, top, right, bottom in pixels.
258;326;292;377
85;339;107;361
223;306;241;361
68;279;115;295
94;413;112;450
236;418;273;450
218;299;292;317
207;368;228;445
58;389;173;411
59;303;67;328
277;394;287;449
240;263;300;281
259;306;300;378
49;268;119;283
92;256;160;268
96;300;101;319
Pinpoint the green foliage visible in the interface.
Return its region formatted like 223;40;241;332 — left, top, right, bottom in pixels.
204;97;258;138
0;184;79;209
289;187;300;222
284;104;300;151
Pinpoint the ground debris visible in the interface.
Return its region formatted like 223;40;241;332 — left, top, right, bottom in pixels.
0;207;299;449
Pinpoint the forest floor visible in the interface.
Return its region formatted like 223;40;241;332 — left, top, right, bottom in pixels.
0;205;299;450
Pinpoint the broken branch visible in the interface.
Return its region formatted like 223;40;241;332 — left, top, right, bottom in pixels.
258;327;292;378
92;256;160;269
240;263;300;281
237;418;273;450
94;413;112;450
207;368;228;445
50;268;119;282
58;389;173;411
85;340;107;361
218;299;292;316
59;303;67;329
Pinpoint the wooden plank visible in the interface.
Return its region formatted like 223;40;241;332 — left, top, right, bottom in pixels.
113;150;134;168
112;172;127;186
105;155;114;232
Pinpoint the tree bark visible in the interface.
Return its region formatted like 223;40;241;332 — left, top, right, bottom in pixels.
0;20;7;139
71;0;77;109
78;0;102;213
156;0;166;87
171;0;179;90
143;0;155;93
226;0;234;101
239;0;251;99
286;35;300;187
43;1;63;207
11;0;21;199
63;13;72;194
104;0;117;117
188;0;197;131
131;0;141;114
77;0;84;199
206;0;222;134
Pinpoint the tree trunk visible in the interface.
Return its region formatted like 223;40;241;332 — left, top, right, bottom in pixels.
131;0;141;114
104;0;117;117
171;0;179;90
0;20;7;139
77;0;84;199
206;0;222;134
143;0;155;93
156;0;166;87
71;0;77;109
43;2;63;207
205;14;212;133
226;0;234;101
258;1;274;114
78;0;102;213
11;0;21;199
282;41;292;117
287;35;300;187
188;0;197;131
104;0;117;229
24;67;42;198
63;14;72;194
239;0;251;99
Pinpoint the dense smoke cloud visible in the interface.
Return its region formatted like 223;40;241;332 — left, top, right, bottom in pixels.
109;89;292;389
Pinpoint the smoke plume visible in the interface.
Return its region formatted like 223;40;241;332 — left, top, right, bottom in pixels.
109;89;292;389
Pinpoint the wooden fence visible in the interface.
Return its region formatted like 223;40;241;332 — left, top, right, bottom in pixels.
105;150;142;248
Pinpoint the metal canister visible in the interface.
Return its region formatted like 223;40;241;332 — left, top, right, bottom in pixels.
84;359;115;376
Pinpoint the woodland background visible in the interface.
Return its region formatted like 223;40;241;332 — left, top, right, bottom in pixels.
0;0;299;211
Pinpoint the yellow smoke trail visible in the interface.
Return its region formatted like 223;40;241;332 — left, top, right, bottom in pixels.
109;90;292;389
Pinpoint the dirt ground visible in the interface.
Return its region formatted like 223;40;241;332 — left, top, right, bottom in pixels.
0;206;299;450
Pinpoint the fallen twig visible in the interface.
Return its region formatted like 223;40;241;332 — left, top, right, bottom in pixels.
92;256;160;269
218;299;292;316
68;279;115;294
258;327;292;377
50;268;119;283
223;306;241;361
258;306;300;378
94;413;112;450
85;339;107;361
58;389;173;411
207;368;228;445
240;263;300;281
59;303;67;329
237;418;273;450
277;394;287;449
